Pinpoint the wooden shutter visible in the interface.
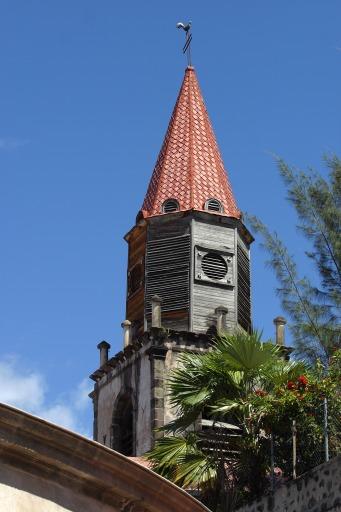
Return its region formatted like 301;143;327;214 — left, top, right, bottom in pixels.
237;245;251;332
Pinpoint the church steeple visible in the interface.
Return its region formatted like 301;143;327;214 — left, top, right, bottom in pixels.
124;65;253;337
91;63;254;458
141;67;240;219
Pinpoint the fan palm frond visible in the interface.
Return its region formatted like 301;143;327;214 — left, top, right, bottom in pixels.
214;331;279;372
174;453;217;487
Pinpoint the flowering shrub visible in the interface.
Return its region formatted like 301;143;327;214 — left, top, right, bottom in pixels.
246;351;341;477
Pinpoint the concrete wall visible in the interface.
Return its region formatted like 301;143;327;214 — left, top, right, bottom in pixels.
237;455;341;512
0;464;115;512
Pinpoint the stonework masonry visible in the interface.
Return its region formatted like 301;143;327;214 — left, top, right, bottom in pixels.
236;455;341;512
90;328;211;455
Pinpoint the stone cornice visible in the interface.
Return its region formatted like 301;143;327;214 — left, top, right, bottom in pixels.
90;329;212;385
0;402;209;512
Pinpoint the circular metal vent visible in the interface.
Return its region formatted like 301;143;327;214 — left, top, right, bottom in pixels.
202;253;227;280
162;199;179;213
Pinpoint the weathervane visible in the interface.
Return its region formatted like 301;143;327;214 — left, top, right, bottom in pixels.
176;21;192;66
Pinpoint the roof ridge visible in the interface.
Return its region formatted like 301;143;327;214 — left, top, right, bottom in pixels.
188;67;194;209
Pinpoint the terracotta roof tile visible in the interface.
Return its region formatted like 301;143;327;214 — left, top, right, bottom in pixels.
141;67;240;219
129;456;152;469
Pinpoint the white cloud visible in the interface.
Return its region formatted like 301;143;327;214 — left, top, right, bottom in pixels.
38;404;79;432
0;356;44;410
0;356;92;437
72;378;93;412
0;138;29;150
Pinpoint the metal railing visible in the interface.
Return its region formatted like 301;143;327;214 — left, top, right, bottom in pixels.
269;398;341;488
195;399;341;510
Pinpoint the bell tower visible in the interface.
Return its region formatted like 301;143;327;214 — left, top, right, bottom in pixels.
90;66;253;456
125;66;253;336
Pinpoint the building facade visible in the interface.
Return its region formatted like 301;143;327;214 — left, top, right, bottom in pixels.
0;403;208;512
90;66;253;456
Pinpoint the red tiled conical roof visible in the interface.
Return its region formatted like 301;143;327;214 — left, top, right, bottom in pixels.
141;66;240;219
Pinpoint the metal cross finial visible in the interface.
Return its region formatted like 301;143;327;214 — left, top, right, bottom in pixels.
176;21;192;66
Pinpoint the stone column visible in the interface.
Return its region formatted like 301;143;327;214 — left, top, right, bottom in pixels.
151;295;163;328
97;341;111;367
149;347;167;443
274;316;287;346
89;389;99;442
215;306;228;334
121;320;132;348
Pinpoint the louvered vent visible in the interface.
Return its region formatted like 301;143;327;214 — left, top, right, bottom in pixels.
237;245;251;332
206;198;223;212
162;199;179;213
145;234;190;314
201;253;228;280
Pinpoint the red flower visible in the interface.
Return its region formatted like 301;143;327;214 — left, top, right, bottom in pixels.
287;381;295;390
297;375;308;387
255;389;267;397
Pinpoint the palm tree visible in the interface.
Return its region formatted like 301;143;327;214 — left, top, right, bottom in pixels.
146;331;306;511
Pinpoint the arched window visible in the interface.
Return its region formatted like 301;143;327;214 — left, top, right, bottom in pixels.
162;199;179;213
205;198;223;213
112;392;134;456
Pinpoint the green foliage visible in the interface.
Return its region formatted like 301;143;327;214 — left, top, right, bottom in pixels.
150;434;217;487
146;331;320;510
246;351;341;475
246;155;341;364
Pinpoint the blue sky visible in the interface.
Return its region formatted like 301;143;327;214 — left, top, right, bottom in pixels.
1;1;340;435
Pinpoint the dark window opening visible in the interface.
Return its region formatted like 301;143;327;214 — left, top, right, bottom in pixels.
162;199;179;213
128;263;143;295
205;198;223;213
202;253;228;281
112;394;134;456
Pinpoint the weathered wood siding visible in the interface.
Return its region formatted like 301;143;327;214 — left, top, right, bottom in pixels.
237;233;251;332
145;216;191;330
192;219;237;333
126;214;252;334
147;215;191;240
126;225;146;334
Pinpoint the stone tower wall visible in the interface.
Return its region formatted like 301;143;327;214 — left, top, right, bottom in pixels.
91;331;211;456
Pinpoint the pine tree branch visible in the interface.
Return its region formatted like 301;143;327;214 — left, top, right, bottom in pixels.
277;158;341;289
246;215;324;348
276;243;324;346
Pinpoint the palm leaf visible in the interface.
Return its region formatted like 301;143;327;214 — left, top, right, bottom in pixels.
160;410;201;434
214;331;279;372
174;453;217;487
260;359;307;388
146;435;195;469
